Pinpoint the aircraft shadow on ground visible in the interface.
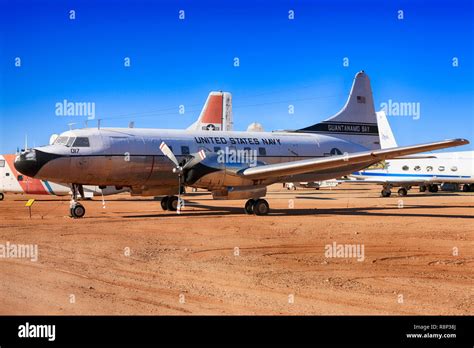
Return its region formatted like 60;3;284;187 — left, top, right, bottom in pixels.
124;203;473;219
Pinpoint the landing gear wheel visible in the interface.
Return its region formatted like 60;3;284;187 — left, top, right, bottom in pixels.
463;184;471;192
429;184;438;193
0;193;4;201
244;199;255;215
253;199;270;216
419;185;426;192
160;196;169;210
167;195;179;211
398;188;408;197
381;189;391;197
70;203;85;218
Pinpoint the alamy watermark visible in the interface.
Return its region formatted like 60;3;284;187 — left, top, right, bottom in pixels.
55;99;96;120
0;241;38;262
217;147;258;167
324;242;365;262
380;99;420;120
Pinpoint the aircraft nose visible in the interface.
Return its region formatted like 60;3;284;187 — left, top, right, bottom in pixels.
14;149;41;177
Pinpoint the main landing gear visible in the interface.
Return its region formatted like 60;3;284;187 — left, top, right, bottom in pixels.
70;184;86;218
244;198;270;215
160;195;181;211
0;193;4;201
397;188;408;197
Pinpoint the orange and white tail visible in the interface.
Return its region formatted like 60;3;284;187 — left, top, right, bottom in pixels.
187;91;233;131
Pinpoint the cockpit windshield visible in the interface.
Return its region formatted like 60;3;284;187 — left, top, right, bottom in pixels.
54;136;69;145
54;136;89;147
66;137;76;147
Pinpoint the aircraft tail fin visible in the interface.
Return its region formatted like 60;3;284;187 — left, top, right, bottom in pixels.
296;71;380;150
376;110;398;149
187;91;233;131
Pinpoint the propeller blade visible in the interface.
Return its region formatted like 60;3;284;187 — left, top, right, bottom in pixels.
159;141;179;167
183;149;207;170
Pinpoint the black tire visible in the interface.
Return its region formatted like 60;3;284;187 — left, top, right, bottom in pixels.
0;193;4;201
167;196;179;211
381;189;391;197
429;185;438;193
419;185;426;192
463;184;470;192
398;188;408;197
160;196;169;210
253;199;270;215
71;204;85;218
244;199;255;215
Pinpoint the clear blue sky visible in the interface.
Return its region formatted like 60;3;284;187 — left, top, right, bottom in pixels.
1;0;473;153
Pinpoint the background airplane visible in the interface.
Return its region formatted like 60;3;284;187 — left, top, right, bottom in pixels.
14;72;469;217
350;111;474;196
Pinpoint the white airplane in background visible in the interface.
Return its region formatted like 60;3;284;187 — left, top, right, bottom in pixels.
350;111;474;197
1;92;230;202
284;180;339;190
14;71;469;218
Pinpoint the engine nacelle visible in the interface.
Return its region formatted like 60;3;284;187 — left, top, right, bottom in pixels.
130;185;177;196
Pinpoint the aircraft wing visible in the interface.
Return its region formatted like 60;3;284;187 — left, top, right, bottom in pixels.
240;139;469;180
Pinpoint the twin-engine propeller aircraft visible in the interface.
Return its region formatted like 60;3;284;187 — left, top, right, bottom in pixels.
14;71;469;217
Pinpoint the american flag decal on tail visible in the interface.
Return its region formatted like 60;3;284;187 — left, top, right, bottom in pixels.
198;149;206;160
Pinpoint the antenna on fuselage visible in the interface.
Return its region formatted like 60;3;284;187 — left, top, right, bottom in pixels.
129;121;135;128
97;119;101;129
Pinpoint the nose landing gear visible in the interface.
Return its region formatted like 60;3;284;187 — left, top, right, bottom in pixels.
70;184;86;218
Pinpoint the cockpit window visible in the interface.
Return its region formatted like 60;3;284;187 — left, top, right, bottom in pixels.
73;137;90;147
66;137;76;147
54;136;69;145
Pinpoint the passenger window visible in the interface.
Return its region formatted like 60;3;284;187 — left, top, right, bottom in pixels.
414;166;421;171
259;147;267;156
439;166;445;171
73;137;90;147
451;166;458;172
0;160;4;167
181;146;190;155
426;166;433;172
402;165;409;171
5;172;10;176
17;175;23;181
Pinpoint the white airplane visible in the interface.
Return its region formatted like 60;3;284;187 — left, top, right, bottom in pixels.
1;92;229;202
350;111;474;197
14;71;469;217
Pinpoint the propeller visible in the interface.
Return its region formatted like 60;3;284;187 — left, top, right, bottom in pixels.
159;141;207;213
